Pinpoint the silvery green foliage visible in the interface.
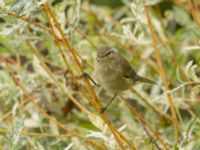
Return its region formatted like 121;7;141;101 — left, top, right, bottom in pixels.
87;114;129;149
87;115;119;149
7;117;24;150
184;45;200;51
0;65;37;104
26;137;45;150
0;0;46;35
0;0;200;149
64;143;74;150
86;121;127;150
0;71;21;104
112;0;148;45
185;61;200;82
179;118;197;148
0;1;30;38
114;0;162;46
49;0;81;37
171;61;200;94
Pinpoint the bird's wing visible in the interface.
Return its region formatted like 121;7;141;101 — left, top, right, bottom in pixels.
116;53;137;79
115;53;156;84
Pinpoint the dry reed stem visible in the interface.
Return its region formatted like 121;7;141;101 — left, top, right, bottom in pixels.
5;12;94;70
119;95;169;150
3;4;164;150
43;3;137;150
144;6;179;143
6;12;50;32
0;128;72;138
1;1;199;149
189;0;200;27
9;3;196;51
2;49;105;149
26;41;93;117
4;63;106;150
173;0;200;27
6;11;198;72
66;22;97;49
131;88;172;122
41;5;98;116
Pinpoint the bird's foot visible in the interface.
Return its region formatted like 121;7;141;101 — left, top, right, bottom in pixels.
100;107;106;113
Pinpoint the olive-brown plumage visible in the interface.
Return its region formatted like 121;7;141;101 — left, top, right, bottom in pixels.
93;46;156;94
93;46;156;112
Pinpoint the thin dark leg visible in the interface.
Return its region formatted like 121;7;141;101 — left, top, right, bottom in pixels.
100;94;117;113
82;73;99;86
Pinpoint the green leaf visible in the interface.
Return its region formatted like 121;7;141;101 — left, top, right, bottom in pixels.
10;0;34;12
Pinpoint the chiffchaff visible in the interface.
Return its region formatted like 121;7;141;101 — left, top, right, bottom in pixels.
93;46;156;112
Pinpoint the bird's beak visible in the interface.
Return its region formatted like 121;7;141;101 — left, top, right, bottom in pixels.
96;57;101;62
97;54;104;58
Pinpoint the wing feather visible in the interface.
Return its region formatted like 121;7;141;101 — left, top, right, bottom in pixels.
115;53;136;79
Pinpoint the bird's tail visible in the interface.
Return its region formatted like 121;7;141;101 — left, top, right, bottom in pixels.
135;75;157;85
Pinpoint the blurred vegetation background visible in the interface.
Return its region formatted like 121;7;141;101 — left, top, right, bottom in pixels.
0;0;200;149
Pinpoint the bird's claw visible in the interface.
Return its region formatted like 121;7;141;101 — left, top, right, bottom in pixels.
100;107;106;113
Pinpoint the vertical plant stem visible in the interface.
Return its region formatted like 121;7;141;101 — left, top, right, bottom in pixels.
5;63;106;150
144;6;179;143
131;88;172;122
43;3;137;150
119;95;169;150
26;41;92;116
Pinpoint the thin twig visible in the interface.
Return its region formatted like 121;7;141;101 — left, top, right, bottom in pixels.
145;6;179;143
131;88;172;122
43;3;137;150
0;128;71;138
119;95;169;150
139;121;162;150
4;62;106;150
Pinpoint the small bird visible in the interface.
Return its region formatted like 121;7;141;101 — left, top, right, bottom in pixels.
93;46;156;112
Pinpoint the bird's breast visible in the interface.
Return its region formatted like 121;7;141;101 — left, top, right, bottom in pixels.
95;62;132;94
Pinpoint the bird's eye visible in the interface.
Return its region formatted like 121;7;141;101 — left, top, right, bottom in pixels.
107;51;112;55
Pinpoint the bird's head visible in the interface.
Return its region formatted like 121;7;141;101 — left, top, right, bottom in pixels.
97;46;116;62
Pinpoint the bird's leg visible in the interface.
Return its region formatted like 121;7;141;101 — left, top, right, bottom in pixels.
64;71;99;86
81;73;99;86
100;94;117;113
